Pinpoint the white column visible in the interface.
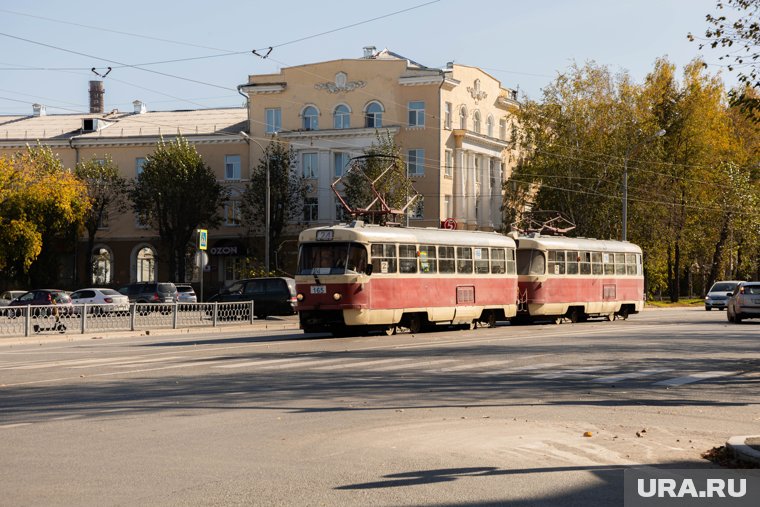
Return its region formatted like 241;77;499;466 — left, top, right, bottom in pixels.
317;150;332;221
491;159;503;229
466;151;476;226
479;156;491;228
453;148;465;222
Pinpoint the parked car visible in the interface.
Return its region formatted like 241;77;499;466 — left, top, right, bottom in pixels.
727;282;760;323
7;289;73;317
208;277;297;319
70;288;130;314
117;282;178;304
705;280;742;310
0;290;26;316
175;284;198;303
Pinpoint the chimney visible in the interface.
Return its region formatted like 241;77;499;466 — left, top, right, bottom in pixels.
89;81;104;114
362;46;376;59
446;61;454;69
32;103;46;117
132;100;147;114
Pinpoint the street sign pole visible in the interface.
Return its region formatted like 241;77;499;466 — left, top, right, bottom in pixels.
198;229;208;302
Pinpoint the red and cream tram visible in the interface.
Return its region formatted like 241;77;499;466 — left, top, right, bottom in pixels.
295;221;519;336
513;234;644;322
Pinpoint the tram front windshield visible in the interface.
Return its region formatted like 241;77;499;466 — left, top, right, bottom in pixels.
298;242;368;275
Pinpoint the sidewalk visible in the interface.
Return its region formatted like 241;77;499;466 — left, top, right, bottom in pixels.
727;436;760;465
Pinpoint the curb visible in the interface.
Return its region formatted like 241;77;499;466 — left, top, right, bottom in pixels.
726;435;760;465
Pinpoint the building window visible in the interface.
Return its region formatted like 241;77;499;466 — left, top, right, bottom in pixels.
136;246;156;282
473;111;481;133
302;153;318;179
499;118;507;140
459;106;467;129
224;257;246;282
92;247;112;285
135;157;146;176
489;159;497;188
365;101;383;128
97;210;109;229
265;108;281;133
224;200;241;226
487;115;494;137
407;149;424;177
409;196;424;219
334;152;350;178
444;196;452;218
334;104;350;129
225;155;241;180
303;197;318;222
444;150;453;177
408;101;425;127
444;102;452;129
302;105;318;130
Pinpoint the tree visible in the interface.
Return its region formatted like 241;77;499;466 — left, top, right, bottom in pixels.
341;131;417;225
689;0;760;116
0;146;90;286
74;155;129;284
240;138;305;268
131;136;227;282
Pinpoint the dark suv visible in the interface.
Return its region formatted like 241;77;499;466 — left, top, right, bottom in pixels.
117;282;178;304
209;277;296;318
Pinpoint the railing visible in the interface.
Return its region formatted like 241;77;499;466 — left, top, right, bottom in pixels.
0;301;256;337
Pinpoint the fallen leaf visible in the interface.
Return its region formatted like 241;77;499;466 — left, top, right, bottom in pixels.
583;431;593;437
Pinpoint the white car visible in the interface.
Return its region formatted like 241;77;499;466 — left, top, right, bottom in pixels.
70;288;130;314
727;282;760;323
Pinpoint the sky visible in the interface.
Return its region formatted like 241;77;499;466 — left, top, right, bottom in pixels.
0;0;736;116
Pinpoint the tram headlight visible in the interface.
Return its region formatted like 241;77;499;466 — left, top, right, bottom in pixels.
333;292;342;301
296;293;304;301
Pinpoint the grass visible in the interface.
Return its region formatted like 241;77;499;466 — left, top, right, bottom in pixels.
646;298;704;308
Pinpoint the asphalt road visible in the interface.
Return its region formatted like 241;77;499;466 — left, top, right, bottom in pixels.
1;308;759;506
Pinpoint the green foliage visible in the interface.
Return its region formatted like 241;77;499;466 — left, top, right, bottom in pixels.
237;258;278;278
0;146;90;284
240;138;305;266
131;136;227;281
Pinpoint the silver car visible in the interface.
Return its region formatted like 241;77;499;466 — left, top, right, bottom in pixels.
175;284;197;303
705;280;742;310
727;282;760;323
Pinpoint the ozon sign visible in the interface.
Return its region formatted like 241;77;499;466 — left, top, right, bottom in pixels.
209;245;239;256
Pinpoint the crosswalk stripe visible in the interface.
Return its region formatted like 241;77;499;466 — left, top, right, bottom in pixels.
213;357;312;369
110;356;187;368
480;362;562;375
653;371;736;387
258;357;349;370
435;360;512;372
534;365;612;380
592;368;672;384
10;356;143;369
311;358;413;371
370;358;459;372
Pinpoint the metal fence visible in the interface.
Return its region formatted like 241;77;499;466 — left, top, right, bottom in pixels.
0;301;256;337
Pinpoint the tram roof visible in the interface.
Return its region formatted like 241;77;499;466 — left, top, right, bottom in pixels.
299;222;516;248
514;234;642;253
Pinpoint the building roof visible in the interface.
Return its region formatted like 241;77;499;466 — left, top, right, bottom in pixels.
0;107;247;145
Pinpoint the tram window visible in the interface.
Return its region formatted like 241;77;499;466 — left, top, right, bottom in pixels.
580;251;592;275
346;244;368;273
516;249;546;275
636;253;643;275
548;250;565;275
614;253;626;275
591;252;603;275
399;244;418;274
474;247;489;274
439;246;455;273
603;252;614;275
625;253;636;275
506;249;516;274
456;247;473;273
491;248;506;274
298;242;351;275
566;250;579;275
370;244;397;274
419;245;437;273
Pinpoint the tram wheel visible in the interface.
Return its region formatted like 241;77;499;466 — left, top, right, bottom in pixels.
484;312;497;328
617;307;629;320
605;312;615;322
383;325;396;336
406;314;422;334
568;309;580;323
553;316;563;325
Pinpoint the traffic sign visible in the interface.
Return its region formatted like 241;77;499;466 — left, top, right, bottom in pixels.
198;229;208;250
442;218;457;230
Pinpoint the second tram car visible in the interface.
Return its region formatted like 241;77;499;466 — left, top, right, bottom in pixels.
295;222;519;336
514;235;644;323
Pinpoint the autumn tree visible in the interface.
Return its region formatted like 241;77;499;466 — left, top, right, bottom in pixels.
0;146;90;286
74;155;129;284
131;136;227;282
240;138;305;268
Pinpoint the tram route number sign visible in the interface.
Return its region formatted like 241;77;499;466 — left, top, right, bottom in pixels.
442;218;457;230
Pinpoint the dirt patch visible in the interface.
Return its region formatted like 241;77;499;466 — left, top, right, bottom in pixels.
702;446;760;469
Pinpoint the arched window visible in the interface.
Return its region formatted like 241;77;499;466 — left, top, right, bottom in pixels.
302;105;319;130
334;104;350;129
473;111;481;133
459;106;467;130
365;101;384;128
486;115;494;137
91;246;113;284
136;246;156;282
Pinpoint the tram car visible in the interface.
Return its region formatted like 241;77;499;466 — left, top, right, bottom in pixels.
513;234;644;323
295;221;519;336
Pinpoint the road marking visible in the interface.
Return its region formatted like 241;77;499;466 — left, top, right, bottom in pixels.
653;371;736;387
0;423;32;429
479;362;562;375
434;360;512;372
592;368;673;384
110;356;187;367
534;365;613;379
9;356;143;369
370;358;459;371
311;358;413;371
213;357;313;369
257;357;349;370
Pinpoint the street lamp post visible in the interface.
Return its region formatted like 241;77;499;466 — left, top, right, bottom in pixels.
240;132;273;272
622;129;665;242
